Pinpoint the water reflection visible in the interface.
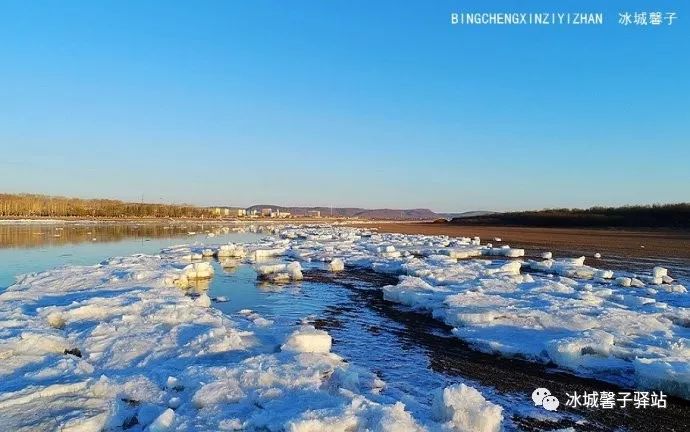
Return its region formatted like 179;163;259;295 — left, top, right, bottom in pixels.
0;222;240;249
0;222;264;289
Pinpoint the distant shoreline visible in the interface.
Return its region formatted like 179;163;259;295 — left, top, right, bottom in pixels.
441;204;690;230
352;222;690;265
0;216;401;224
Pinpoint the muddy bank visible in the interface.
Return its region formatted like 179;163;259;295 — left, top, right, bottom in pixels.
353;223;690;281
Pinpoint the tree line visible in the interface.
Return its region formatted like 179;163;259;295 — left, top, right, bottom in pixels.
448;203;690;229
0;193;215;218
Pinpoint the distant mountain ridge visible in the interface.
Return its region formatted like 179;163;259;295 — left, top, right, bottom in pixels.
245;205;447;220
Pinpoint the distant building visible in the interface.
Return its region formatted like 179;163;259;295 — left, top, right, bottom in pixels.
236;209;247;217
260;208;272;217
307;210;321;218
213;207;231;216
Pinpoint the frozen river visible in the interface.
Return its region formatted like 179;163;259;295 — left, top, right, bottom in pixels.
1;221;688;431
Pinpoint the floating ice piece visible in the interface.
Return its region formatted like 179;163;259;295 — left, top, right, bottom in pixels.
256;263;287;275
251;247;286;260
148;408;175;432
483;247;524;258
432;383;503;432
281;326;332;353
630;278;645;288
256;262;302;281
594;253;601;259
653;267;668;279
183;262;214;280
201;248;214;257
494;237;501;242
485;260;522;276
541;252;553;259
328;258;345;272
616;277;632;287
217;244;246;258
446;248;482;260
165;376;180;390
287;261;303;280
640;275;663;285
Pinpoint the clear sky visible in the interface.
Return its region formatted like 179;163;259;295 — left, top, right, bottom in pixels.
1;1;688;212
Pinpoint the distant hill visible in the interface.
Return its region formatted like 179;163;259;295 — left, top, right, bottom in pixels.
446;204;690;229
246;205;441;220
438;211;496;219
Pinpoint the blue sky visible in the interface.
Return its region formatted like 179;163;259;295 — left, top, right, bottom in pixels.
1;1;688;212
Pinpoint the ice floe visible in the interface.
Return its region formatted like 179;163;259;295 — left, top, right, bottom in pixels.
432;384;503;432
2;223;688;430
255;225;689;399
0;245;505;430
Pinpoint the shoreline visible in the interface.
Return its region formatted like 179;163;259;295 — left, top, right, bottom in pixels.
351;222;690;262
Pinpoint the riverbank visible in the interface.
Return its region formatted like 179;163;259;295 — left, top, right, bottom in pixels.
354;222;690;261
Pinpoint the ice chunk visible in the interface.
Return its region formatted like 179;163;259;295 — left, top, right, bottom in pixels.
446;249;482;260
616;277;632;287
653;267;668;279
541;252;553;259
257;262;302;281
281;326;332;353
194;293;211;307
483;247;524;258
256;263;287;275
147;408;175;432
547;331;615;370
328;258;345;272
432;384;502;432
634;358;690;400
565;256;586;266
251;247;286;260
217;244;246;258
631;278;645;288
287;261;303;280
46;312;66;329
594;253;601;259
182;262;214;280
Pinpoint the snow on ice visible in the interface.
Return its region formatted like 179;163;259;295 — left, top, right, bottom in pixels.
0;241;501;431
1;223;689;430
266;225;690;399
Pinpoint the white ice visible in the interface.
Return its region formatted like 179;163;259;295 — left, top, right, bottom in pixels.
0;244;505;431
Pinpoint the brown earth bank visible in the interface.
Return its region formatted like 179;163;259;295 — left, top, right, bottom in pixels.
354;223;690;261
